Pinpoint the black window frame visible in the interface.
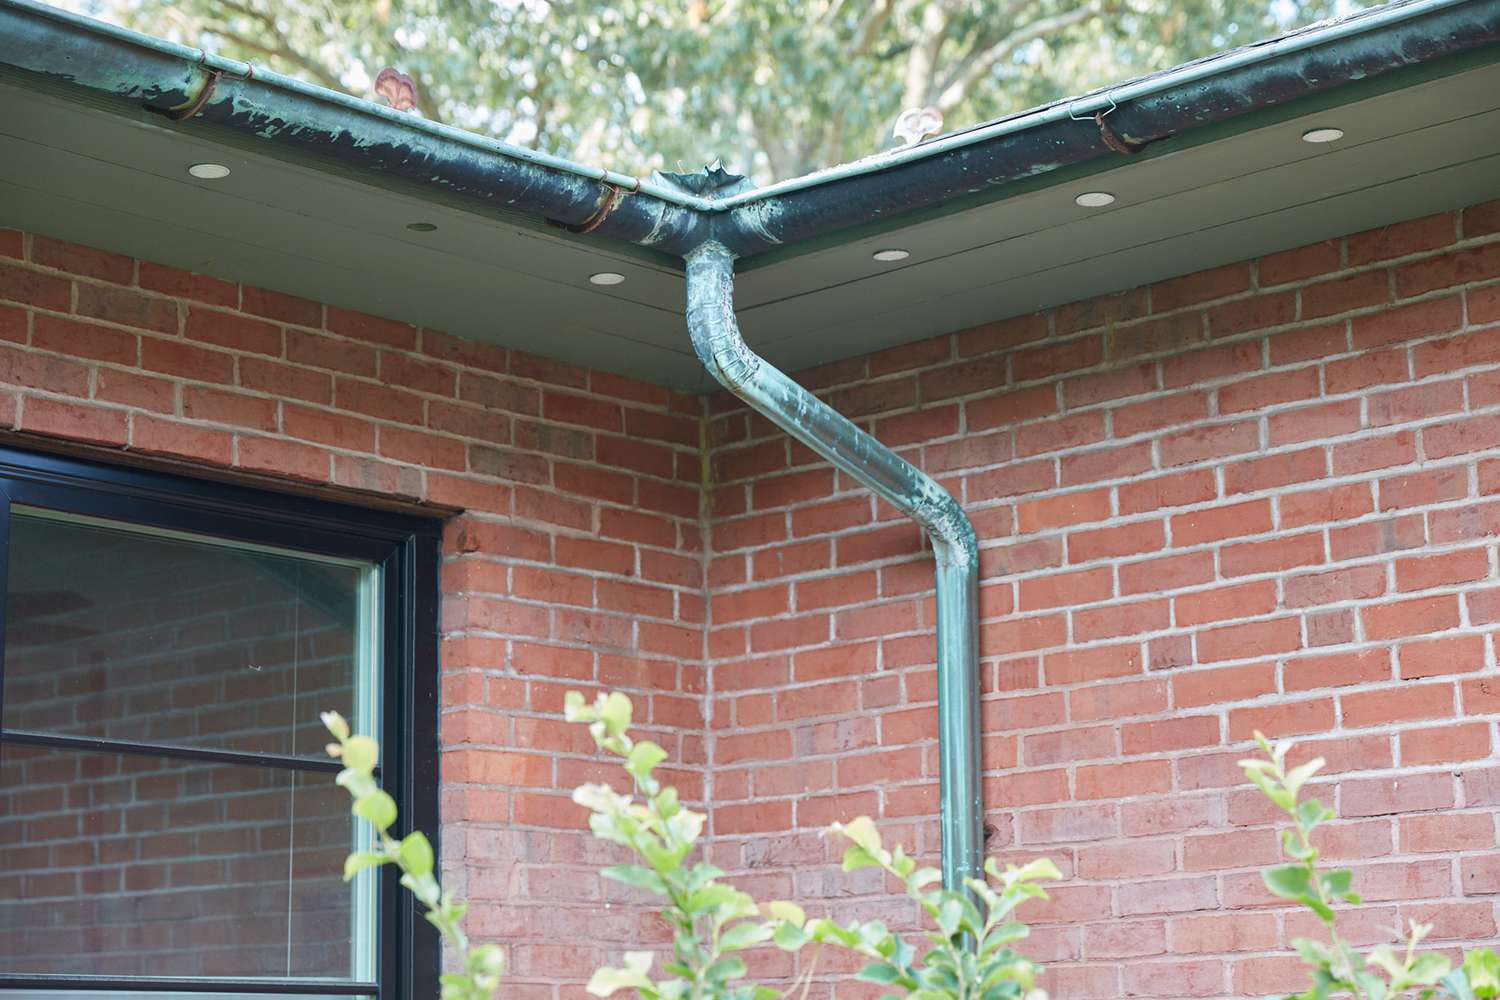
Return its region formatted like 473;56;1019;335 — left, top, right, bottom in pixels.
0;444;442;1000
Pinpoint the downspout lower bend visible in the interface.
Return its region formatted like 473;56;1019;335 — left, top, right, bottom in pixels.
685;241;984;890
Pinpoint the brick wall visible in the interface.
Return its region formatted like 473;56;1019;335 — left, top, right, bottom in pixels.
5;197;1500;1000
0;229;708;990
706;201;1500;998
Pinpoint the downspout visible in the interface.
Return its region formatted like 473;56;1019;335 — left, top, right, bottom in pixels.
685;240;983;890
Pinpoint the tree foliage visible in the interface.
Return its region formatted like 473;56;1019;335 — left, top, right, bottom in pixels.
69;0;1358;181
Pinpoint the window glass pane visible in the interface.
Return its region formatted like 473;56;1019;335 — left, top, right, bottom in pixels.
2;508;381;758
0;993;373;999
0;746;375;981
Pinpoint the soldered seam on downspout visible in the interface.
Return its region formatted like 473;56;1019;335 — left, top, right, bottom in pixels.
684;240;984;891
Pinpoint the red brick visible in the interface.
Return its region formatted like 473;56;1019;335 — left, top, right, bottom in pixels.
1332;430;1416;474
1118;469;1216;515
1352;295;1463;349
1043;644;1141;686
1269;399;1361;446
1112;390;1210;437
130;415;233;465
140;338;234;383
1401;812;1496;852
1260;240;1341;285
1017;488;1110;532
1227;697;1334;739
32;236;132;283
1015;412;1105;457
1174;662;1276;708
20;397;127;445
325;306;417;349
1013;336;1102;382
73;283;178;334
1174;581;1276;627
1302;269;1390;319
1154;263;1250;311
1348;214;1455;264
181;386;278;432
1402;722;1491;765
1343;681;1455;728
1068;520;1165;562
1381;466;1468;510
1197;618;1301;663
1121;715;1220;754
185;308;281;356
33;315;137;365
1159;421;1259;467
1326;347;1410;392
1070;678;1168;722
1280;482;1373;529
1397;243;1500;297
1362;594;1461;640
1283;564;1386;608
1285;649;1391;691
237;436;331;481
1222;447;1326;494
138;262;237;306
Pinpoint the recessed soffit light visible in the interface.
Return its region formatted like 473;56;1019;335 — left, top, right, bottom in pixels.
187;162;230;180
589;271;626;286
872;248;911;262
1301;126;1345;144
1074;191;1115;208
405;221;438;232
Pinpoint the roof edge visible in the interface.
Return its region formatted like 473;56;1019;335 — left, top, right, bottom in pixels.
1;0;1498;260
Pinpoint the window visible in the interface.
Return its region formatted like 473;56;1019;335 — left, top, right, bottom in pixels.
0;446;440;1000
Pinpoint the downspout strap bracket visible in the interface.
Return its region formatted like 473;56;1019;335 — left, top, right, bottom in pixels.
557;182;629;235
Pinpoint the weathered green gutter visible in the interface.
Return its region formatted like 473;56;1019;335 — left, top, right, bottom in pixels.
2;0;1498;259
686;241;984;888
3;0;1499;894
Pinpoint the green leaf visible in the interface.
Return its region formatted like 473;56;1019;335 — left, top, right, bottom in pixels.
600;692;633;736
1467;949;1500;998
773;921;809;951
1291;937;1333;966
703;955;747;983
1446;969;1479;1000
831;816;884;859
936;897;962;937
1318;869;1352;896
1409;953;1454;987
859;962;903;985
353;789;398;831
586;952;654;997
1284;758;1324;797
341;735;379;773
766;900;805;927
399;831;433;877
626;740;667;781
343;850;389;880
719;920;774;952
321;710;350;741
1263;864;1312;900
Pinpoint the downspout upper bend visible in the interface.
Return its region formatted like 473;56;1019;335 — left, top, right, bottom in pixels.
685;240;984;890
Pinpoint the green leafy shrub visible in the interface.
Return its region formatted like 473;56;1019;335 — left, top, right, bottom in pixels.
564;690;1059;1000
803;816;1058;1000
1241;731;1500;1000
564;690;801;1000
319;698;1500;1000
323;710;505;1000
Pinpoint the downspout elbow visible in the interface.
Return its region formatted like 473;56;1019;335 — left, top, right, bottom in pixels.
685;239;984;891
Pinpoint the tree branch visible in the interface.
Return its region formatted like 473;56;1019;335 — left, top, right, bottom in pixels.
935;4;1100;111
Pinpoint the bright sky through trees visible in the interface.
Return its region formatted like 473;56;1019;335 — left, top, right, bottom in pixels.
60;0;1370;183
